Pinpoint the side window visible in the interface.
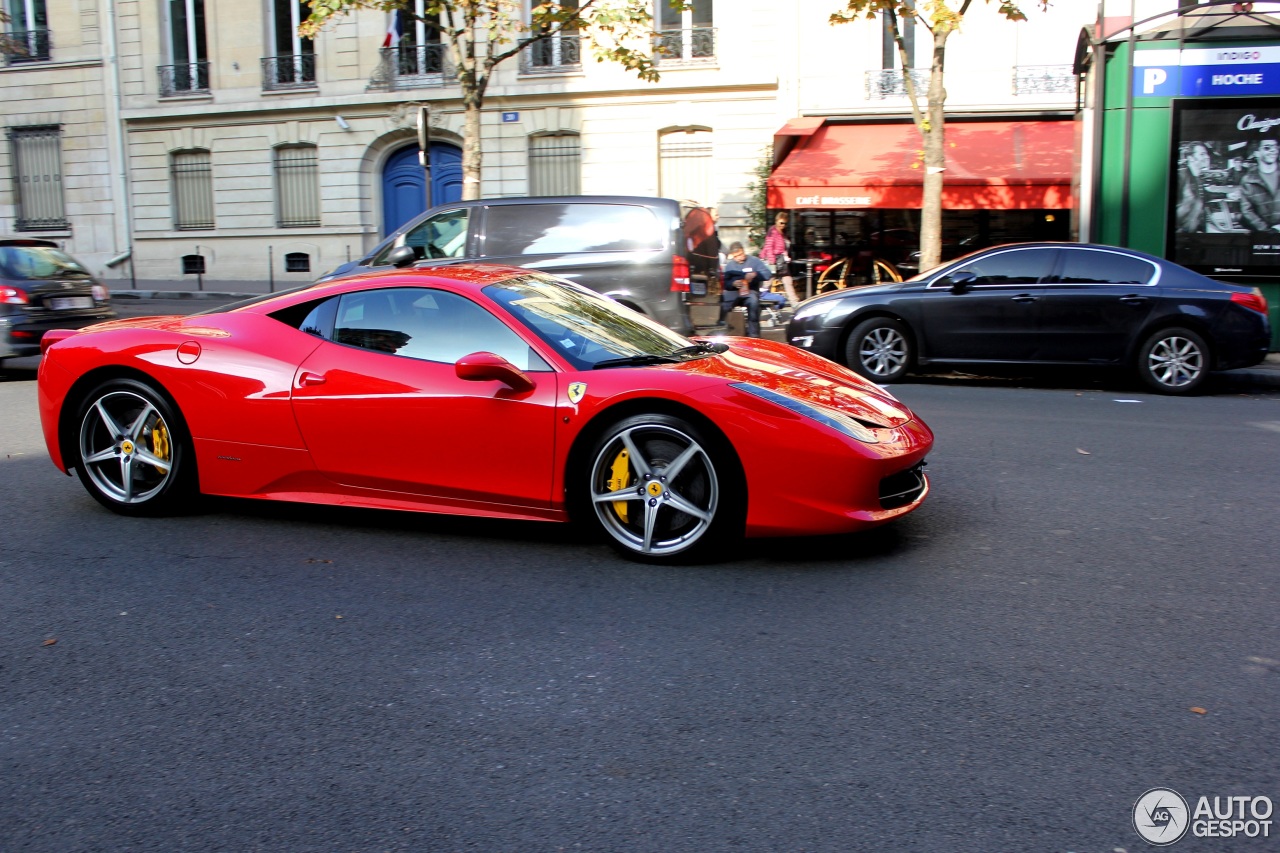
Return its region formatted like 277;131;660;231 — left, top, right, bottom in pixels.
950;248;1057;286
330;287;550;370
1057;249;1156;285
374;209;469;265
482;203;665;256
270;296;338;337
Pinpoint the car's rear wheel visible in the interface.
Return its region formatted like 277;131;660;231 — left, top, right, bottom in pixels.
581;414;740;562
1137;327;1210;395
73;378;195;515
845;317;913;384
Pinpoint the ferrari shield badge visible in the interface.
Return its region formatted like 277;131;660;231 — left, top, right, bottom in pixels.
567;382;587;405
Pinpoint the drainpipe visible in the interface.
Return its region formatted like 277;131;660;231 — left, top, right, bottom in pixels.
100;0;135;288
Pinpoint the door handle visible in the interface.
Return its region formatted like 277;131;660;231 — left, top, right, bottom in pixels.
298;371;327;387
1011;294;1038;303
1119;295;1149;305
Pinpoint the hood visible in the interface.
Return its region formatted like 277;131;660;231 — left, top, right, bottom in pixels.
681;337;914;428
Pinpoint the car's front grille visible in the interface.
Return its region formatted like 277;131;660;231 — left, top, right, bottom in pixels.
879;462;926;509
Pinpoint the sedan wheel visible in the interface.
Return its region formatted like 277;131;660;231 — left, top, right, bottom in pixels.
75;379;193;515
584;414;738;561
846;317;913;384
1137;327;1210;395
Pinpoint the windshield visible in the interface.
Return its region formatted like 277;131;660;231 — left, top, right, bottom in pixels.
484;274;700;370
0;245;92;280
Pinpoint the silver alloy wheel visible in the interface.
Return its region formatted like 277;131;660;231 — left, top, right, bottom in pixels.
589;421;719;557
79;389;174;505
1146;333;1204;389
859;326;909;379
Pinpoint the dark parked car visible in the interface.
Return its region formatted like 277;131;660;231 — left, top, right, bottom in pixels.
786;242;1272;395
316;196;720;335
0;237;115;365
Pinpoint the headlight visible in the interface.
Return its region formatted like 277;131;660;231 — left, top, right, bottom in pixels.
791;296;856;324
731;383;880;443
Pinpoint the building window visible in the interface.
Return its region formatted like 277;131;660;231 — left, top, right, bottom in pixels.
520;0;580;74
264;0;315;89
659;128;712;206
160;0;209;95
171;149;214;230
529;133;581;196
7;125;65;231
3;0;50;63
182;254;206;274
275;144;320;227
393;0;445;78
653;0;713;65
284;252;311;272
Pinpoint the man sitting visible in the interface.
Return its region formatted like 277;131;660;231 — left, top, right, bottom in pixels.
720;241;772;338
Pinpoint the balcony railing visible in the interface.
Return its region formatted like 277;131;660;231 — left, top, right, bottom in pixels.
1013;64;1076;95
159;61;211;96
652;27;716;66
262;54;317;90
2;29;51;64
519;34;582;74
368;44;451;90
865;68;930;100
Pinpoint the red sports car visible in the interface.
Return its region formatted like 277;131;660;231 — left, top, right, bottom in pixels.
38;266;932;562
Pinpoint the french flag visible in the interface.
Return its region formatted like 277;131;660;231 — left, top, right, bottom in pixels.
382;11;402;48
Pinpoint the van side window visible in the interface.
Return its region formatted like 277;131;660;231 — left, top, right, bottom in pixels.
374;209;470;265
482;203;665;256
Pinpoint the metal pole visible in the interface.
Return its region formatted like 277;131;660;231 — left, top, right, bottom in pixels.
195;244;203;291
419;105;432;210
268;245;275;292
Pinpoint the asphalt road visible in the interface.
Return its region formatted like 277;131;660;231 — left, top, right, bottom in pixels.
2;357;1279;851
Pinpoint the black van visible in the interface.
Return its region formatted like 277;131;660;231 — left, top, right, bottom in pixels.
316;196;721;334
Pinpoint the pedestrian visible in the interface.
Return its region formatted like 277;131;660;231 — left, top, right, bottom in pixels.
721;241;770;337
761;211;800;305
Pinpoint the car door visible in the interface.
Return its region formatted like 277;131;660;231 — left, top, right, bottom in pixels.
1034;247;1160;363
289;286;560;509
918;247;1059;361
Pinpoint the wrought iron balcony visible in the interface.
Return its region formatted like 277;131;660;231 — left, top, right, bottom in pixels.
519;34;582;74
2;29;51;64
262;54;317;90
369;44;451;90
652;27;716;65
1013;64;1076;96
865;68;930;100
159;61;211;96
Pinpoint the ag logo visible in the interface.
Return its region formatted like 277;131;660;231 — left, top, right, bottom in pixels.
567;382;587;405
1134;788;1190;845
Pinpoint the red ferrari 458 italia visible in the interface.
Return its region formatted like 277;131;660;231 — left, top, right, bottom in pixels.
38;266;933;561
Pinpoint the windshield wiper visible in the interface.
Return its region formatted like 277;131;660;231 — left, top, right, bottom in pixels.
591;354;682;370
673;342;729;356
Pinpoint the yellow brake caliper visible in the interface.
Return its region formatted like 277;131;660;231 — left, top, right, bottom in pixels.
150;420;171;473
607;449;631;523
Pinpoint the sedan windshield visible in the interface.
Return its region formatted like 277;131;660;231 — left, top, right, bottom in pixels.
484;274;707;370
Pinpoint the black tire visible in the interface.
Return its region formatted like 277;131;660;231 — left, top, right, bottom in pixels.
72;378;196;516
1136;327;1210;395
845;317;913;384
576;413;742;562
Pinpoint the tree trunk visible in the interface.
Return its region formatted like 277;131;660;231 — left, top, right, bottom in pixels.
918;31;950;273
461;90;483;200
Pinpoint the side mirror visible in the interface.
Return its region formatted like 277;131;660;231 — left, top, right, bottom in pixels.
946;271;978;293
455;351;536;394
388;245;417;268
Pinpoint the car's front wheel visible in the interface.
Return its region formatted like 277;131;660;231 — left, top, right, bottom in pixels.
580;413;741;562
845;317;913;384
1137;327;1210;395
73;378;195;515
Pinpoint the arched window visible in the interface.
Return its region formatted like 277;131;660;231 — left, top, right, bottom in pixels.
528;133;581;197
658;128;712;206
171;149;213;230
275;144;320;227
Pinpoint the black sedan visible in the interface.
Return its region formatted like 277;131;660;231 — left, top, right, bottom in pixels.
786;242;1272;395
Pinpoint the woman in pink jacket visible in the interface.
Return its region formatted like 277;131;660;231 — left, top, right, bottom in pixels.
762;211;800;305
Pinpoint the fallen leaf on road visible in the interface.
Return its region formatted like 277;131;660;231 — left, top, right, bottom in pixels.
1076;448;1091;455
42;638;57;647
1190;706;1207;715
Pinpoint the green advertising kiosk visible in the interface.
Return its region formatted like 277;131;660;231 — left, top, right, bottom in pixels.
1084;5;1280;349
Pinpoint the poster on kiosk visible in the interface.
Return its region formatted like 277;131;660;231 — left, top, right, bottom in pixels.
1168;95;1280;283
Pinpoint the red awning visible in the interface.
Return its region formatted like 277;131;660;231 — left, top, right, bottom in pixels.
767;120;1076;210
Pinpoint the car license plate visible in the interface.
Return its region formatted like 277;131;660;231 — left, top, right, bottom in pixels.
49;296;93;310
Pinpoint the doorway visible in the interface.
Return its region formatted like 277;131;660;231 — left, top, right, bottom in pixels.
381;141;462;236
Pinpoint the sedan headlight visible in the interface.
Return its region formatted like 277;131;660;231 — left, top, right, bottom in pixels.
731;383;879;444
791;296;855;324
